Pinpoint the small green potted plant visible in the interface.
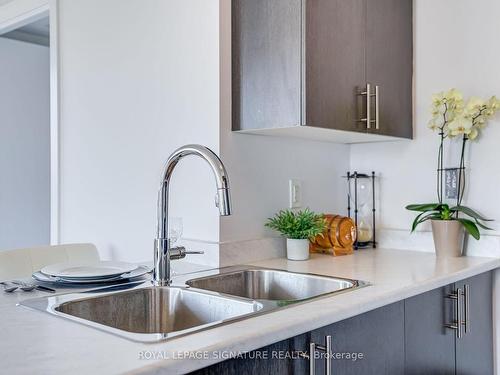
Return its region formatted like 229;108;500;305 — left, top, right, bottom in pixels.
266;208;326;260
406;89;499;256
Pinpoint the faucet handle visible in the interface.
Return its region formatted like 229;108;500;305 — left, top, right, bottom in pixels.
184;250;204;255
169;247;204;260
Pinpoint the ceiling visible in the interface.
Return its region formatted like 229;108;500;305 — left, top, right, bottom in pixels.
18;17;50;38
1;16;49;46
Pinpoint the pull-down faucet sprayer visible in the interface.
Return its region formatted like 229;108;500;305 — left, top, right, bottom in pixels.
153;144;232;286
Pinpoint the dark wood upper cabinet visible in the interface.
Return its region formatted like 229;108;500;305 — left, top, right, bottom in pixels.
232;0;302;131
232;0;413;143
305;0;366;133
366;0;413;138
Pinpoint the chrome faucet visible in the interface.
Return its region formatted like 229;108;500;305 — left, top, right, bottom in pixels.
153;144;232;286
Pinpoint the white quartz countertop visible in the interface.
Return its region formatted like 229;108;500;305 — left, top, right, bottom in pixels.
2;249;499;375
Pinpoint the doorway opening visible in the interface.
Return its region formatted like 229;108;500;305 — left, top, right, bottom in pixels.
0;11;54;250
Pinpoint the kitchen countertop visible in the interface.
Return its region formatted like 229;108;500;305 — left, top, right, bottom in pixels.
2;249;499;375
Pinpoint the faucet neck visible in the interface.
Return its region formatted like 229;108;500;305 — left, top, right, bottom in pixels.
157;181;169;240
153;238;171;286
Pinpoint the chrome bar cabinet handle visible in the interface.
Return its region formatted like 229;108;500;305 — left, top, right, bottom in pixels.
325;335;332;375
445;288;463;338
359;84;372;129
375;85;380;130
463;284;470;334
310;335;333;375
309;342;316;375
457;287;464;338
296;343;317;375
298;335;333;375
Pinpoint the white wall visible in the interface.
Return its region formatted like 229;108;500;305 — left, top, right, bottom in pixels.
57;0;221;262
350;0;500;237
0;37;50;250
24;0;500;262
220;134;350;243
55;0;349;265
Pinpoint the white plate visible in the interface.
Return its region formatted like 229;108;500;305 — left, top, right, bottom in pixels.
41;261;138;279
33;265;151;285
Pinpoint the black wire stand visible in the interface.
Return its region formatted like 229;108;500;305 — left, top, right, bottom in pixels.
345;171;377;250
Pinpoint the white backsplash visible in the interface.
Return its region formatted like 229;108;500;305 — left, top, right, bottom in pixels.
179;229;500;271
219;237;285;267
377;228;500;258
177;237;286;269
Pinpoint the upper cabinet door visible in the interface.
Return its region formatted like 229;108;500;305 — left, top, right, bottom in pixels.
305;0;366;132
366;0;413;138
232;0;302;131
232;0;413;142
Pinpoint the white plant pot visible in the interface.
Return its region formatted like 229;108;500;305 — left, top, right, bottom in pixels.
286;238;310;261
431;220;465;257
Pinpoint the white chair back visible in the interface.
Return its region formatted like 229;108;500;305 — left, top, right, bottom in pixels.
0;243;100;281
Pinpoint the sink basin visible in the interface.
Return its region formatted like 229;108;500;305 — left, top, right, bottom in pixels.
22;286;262;342
20;267;367;342
186;268;357;301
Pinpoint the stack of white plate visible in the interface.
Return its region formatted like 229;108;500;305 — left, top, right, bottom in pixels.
32;261;151;285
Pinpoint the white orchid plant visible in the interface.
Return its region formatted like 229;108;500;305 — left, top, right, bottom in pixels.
406;89;500;240
428;89;500;141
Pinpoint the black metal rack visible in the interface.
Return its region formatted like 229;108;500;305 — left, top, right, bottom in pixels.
345;171;376;249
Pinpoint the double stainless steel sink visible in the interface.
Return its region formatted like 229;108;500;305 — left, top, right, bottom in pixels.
20;266;368;342
186;268;356;302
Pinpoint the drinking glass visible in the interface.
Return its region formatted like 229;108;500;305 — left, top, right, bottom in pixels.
168;217;183;245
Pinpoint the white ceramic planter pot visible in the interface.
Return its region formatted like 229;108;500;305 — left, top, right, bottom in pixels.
431;220;465;257
286;238;310;261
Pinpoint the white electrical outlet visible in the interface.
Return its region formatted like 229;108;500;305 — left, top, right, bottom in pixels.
289;179;302;209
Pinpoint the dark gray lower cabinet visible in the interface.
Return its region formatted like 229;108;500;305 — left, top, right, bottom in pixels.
405;272;493;375
405;271;493;375
455;272;493;375
311;301;405;375
189;334;307;375
190;271;493;375
191;302;404;375
405;283;456;374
